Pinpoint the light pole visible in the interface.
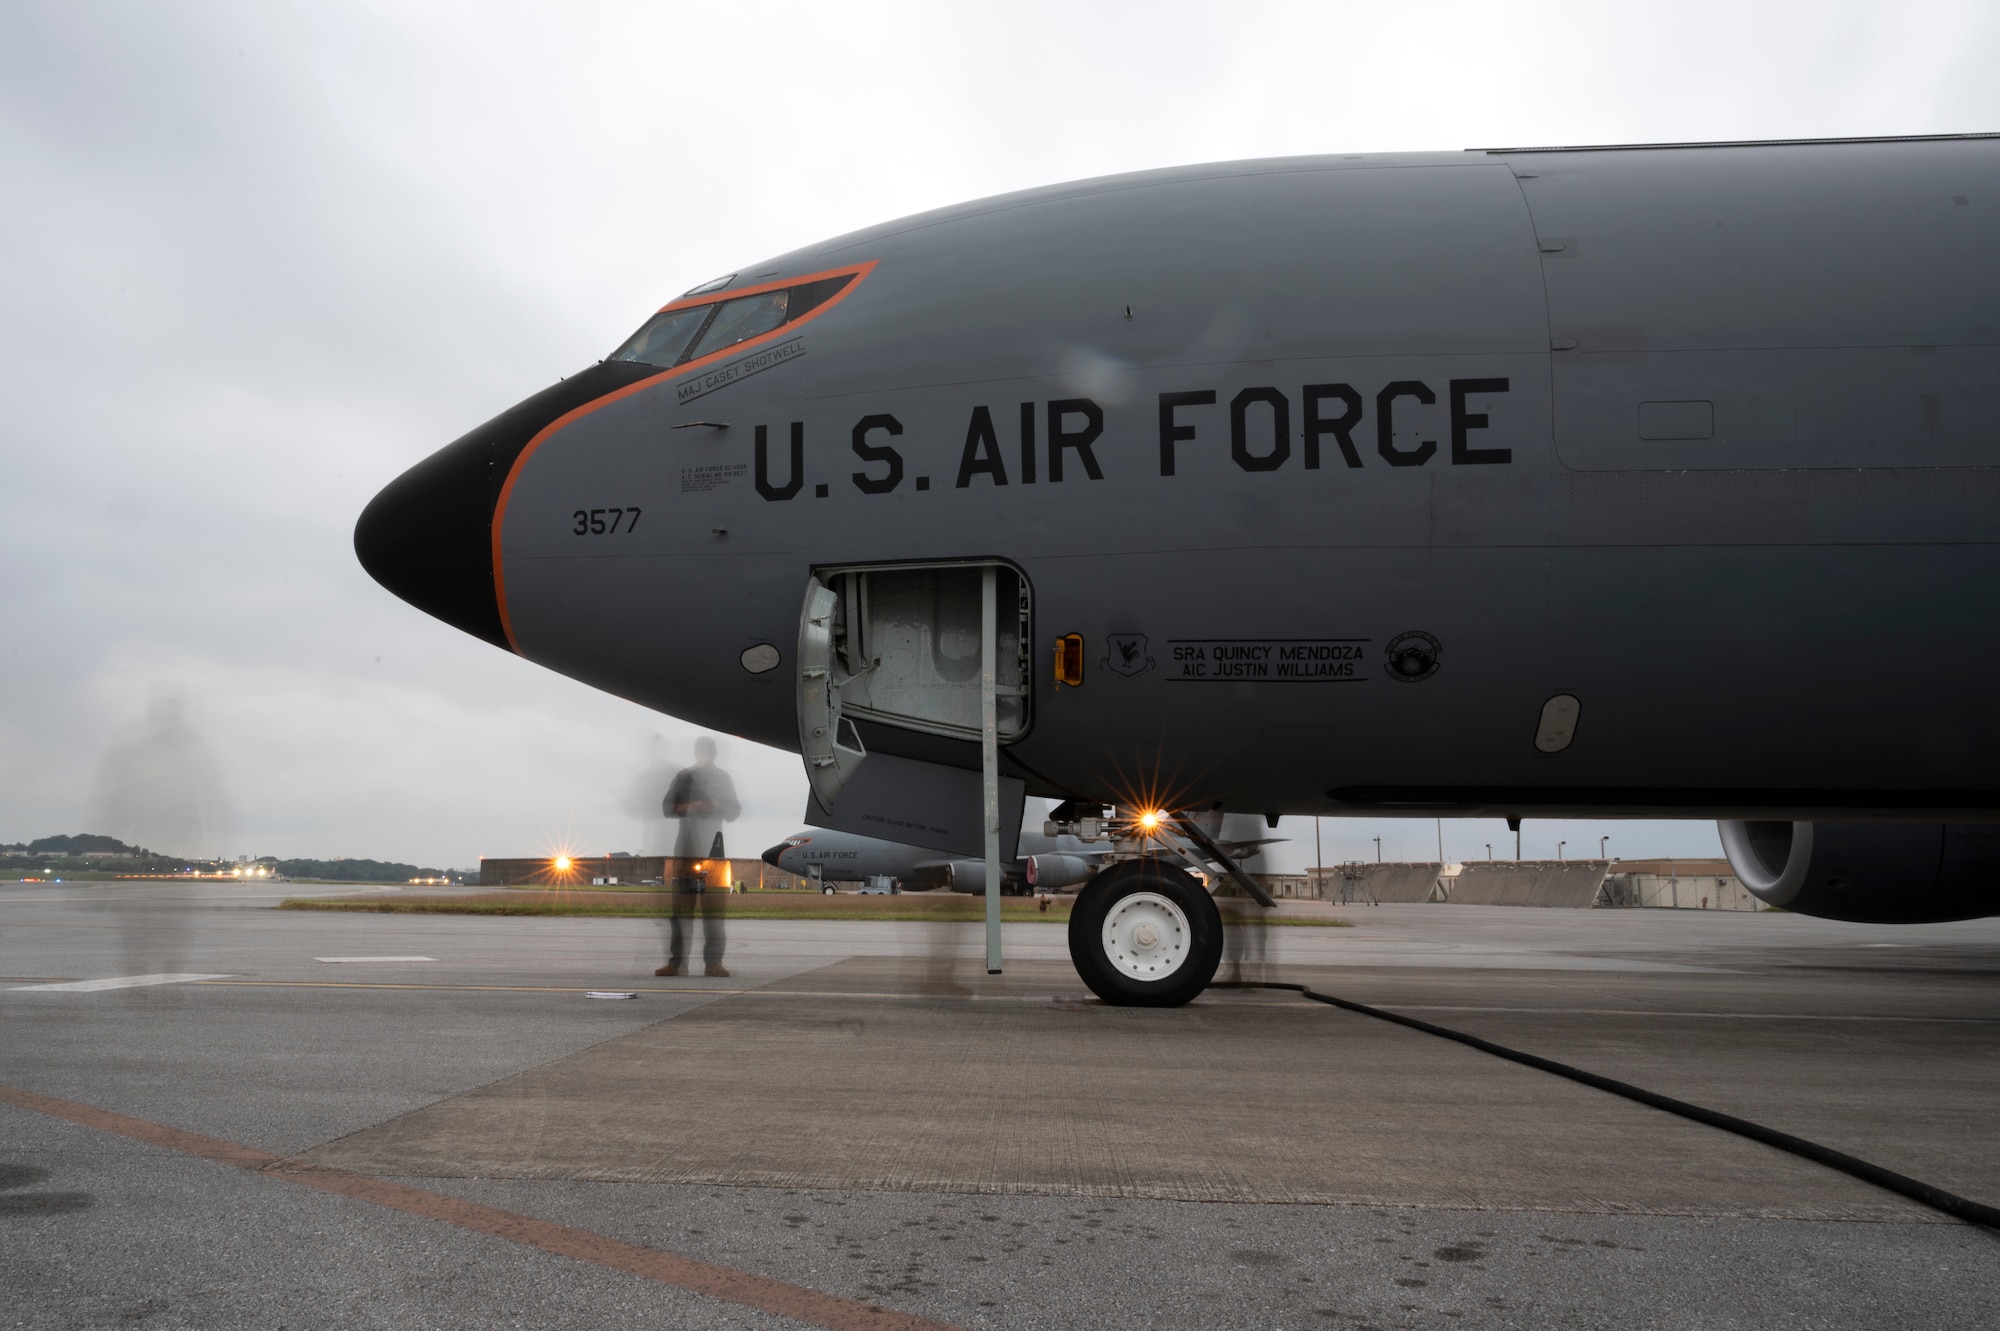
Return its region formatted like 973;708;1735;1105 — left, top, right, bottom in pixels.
1485;843;1493;862
1600;835;1610;860
1558;840;1567;863
1373;836;1382;864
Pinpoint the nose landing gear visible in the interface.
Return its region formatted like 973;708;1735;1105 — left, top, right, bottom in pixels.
1067;860;1223;1007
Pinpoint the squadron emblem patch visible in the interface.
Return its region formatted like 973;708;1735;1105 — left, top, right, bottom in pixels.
1384;630;1442;683
1102;633;1156;677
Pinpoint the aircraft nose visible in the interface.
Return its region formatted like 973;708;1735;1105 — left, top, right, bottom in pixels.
354;430;509;649
354;360;658;651
761;843;788;869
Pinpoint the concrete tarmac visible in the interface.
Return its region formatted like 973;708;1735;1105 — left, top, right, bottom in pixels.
3;879;1998;1329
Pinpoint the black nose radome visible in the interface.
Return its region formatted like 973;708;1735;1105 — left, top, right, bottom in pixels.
761;843;788;869
355;426;510;648
354;360;659;650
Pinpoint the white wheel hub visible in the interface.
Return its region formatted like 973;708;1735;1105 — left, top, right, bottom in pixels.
1101;891;1190;981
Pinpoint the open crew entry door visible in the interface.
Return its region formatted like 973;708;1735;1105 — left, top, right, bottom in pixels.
797;561;1030;970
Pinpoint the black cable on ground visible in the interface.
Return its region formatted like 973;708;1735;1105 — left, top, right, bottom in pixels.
1213;980;2000;1230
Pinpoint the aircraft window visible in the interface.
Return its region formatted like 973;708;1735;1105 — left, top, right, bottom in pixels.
786;274;855;322
608;306;712;367
609;273;858;370
686;291;790;360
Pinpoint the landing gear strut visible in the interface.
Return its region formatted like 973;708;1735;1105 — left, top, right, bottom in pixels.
1067;860;1223;1006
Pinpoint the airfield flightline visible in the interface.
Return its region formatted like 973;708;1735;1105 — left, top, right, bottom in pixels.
6;879;1999;1330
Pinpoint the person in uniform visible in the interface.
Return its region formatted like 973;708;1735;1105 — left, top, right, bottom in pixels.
657;736;741;977
622;733;677;858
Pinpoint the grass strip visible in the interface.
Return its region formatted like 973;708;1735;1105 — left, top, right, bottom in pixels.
277;890;1351;925
284;890;1068;922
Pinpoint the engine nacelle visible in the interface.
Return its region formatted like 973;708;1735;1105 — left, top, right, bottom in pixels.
1718;821;2000;923
1023;854;1093;891
945;860;1002;893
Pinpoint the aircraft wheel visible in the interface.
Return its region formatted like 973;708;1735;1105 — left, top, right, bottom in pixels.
1067;860;1221;1007
822;885;836;895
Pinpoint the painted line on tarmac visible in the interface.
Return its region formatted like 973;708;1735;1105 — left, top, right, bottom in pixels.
186;980;1160;1005
178;982;2000;1024
0;1081;960;1331
192;981;741;994
1381;1004;2000;1024
9;973;232;992
314;956;439;963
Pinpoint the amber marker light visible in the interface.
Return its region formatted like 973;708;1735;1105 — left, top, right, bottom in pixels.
1137;810;1164;833
1054;633;1085;688
553;855;572;872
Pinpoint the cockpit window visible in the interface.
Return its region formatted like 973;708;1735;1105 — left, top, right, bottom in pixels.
608;306;710;367
786;275;854;322
686;291;790;360
607;271;862;369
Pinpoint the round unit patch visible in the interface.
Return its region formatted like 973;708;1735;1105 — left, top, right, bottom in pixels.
1384;630;1442;683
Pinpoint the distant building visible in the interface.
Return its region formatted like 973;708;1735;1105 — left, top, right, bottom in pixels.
1599;859;1762;910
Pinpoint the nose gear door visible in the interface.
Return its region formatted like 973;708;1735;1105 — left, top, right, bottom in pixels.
794;561;1031;810
796;577;869;810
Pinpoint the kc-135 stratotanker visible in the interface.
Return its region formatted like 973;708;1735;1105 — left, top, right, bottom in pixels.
358;134;2000;1004
759;810;1276;897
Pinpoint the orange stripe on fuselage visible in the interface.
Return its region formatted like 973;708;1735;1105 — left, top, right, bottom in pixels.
490;260;877;653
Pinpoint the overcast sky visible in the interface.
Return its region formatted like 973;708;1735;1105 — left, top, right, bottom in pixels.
2;1;1994;870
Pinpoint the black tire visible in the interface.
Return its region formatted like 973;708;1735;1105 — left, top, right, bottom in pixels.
1067;859;1222;1006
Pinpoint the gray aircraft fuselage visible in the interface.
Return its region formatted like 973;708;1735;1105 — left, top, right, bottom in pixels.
357;136;2000;823
762;827;1101;890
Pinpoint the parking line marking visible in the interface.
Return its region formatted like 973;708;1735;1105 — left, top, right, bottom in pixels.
8;973;232;992
188;981;1083;1003
196;981;731;993
0;1082;959;1331
313;956;437;963
171;981;2000;1023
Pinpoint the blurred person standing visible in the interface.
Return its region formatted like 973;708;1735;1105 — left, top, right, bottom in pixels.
621;733;678;857
1220;894;1269;985
91;689;229;861
656;736;740;977
90;688;231;986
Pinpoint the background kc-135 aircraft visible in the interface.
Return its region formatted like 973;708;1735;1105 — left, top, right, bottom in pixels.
762;824;1104;895
358;132;2000;1004
762;808;1279;895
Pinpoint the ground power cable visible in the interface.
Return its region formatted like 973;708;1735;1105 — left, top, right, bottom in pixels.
1213;980;2000;1230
